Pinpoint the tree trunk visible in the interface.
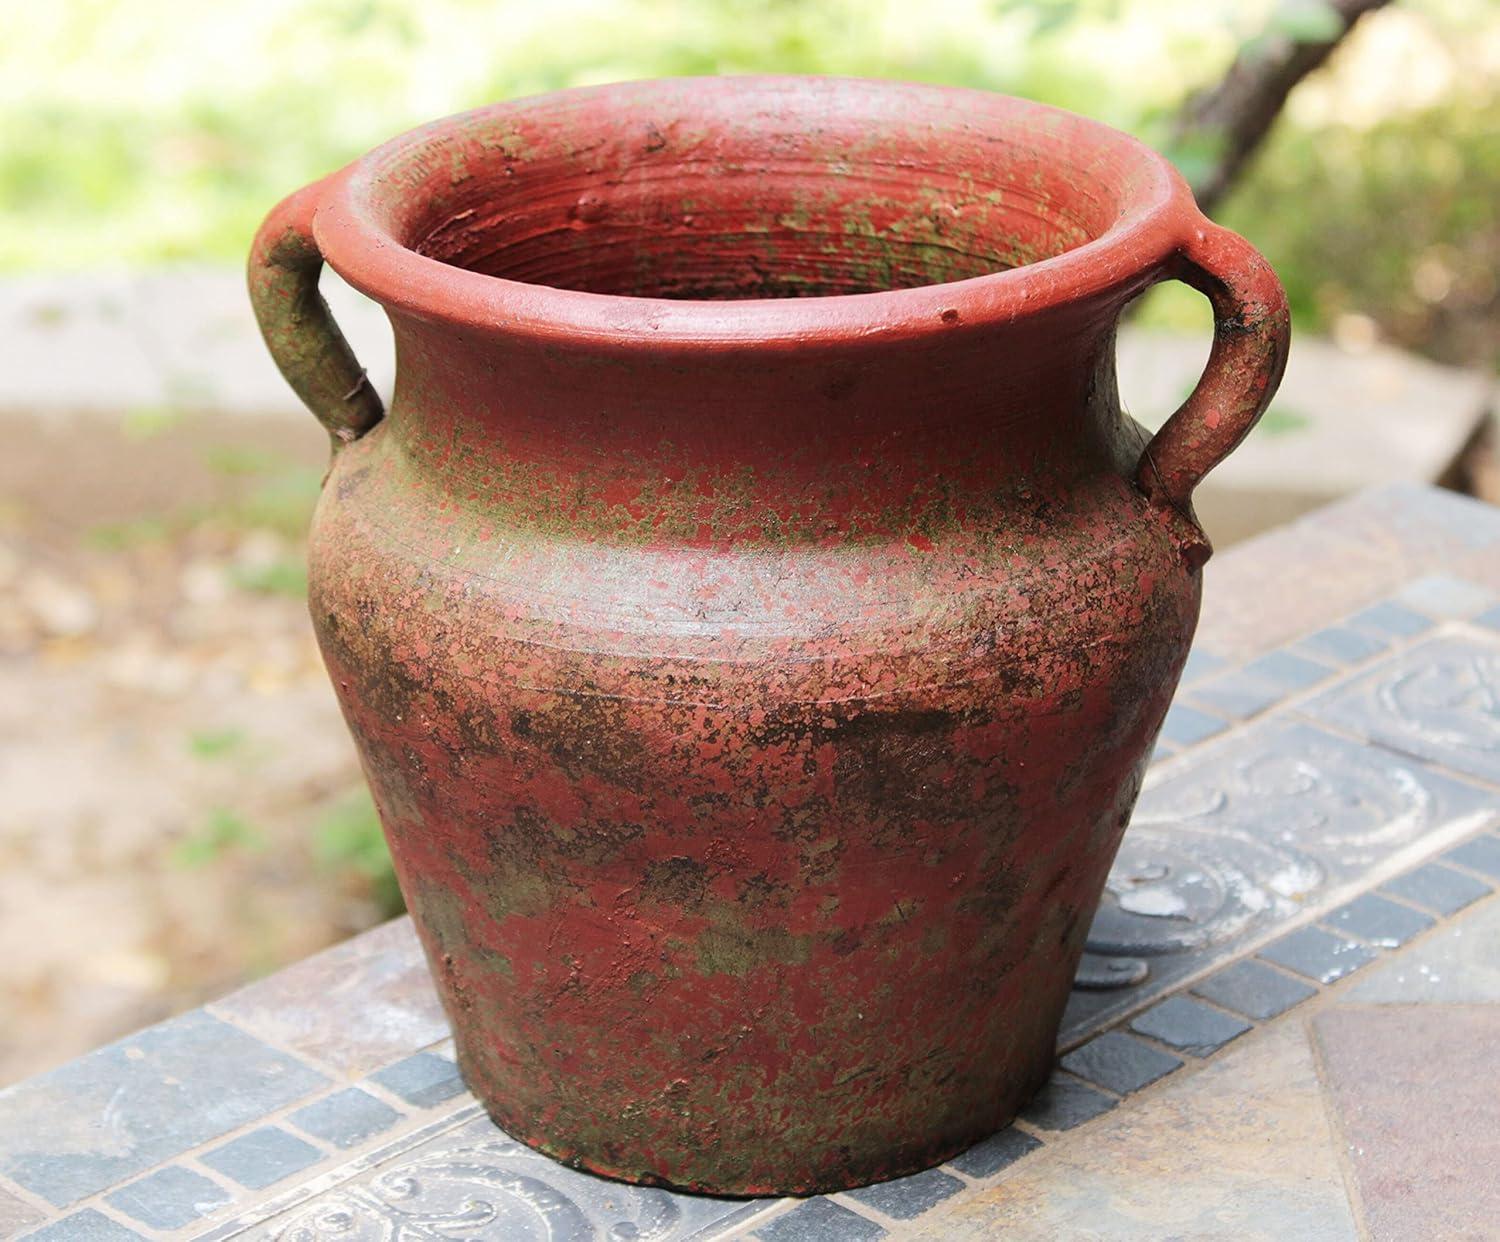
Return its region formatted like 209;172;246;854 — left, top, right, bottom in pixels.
1175;0;1393;213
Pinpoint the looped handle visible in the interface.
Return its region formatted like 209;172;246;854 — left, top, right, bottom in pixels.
248;176;384;447
1136;220;1290;555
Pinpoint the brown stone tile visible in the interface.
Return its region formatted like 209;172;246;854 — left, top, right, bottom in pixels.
209;917;448;1078
0;1183;45;1234
1313;1005;1500;1242
906;1022;1357;1240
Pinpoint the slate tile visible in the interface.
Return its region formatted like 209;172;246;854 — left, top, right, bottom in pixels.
0;1010;325;1208
1242;650;1335;693
1444;834;1500;880
1258;926;1377;983
1179;648;1229;685
948;1126;1042;1178
1296;624;1389;666
1395;574;1495;619
201;1126;323;1191
1380;862;1492;916
368;1051;466;1108
1322;892;1435;948
1185;671;1286;721
1128;995;1252;1056
1345;898;1500;1004
210;918;448;1078
1018;1075;1116;1131
20;1210;146;1241
1304;635;1500;783
753;1199;886;1240
1314;1006;1500;1241
1157;703;1227;747
1059;1032;1181;1095
844;1167;964;1219
1191;959;1317;1020
289;1087;402;1149
1474;604;1500;633
1347;600;1437;639
105;1165;231;1230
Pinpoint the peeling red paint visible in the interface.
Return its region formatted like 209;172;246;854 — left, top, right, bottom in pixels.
249;77;1288;1194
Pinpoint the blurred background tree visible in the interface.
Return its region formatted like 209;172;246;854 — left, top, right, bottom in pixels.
3;0;1496;366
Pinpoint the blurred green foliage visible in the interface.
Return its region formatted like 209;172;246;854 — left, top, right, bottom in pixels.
3;0;1495;362
313;788;405;917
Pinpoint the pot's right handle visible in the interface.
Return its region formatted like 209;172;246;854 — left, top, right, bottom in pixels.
1135;221;1290;560
248;176;384;448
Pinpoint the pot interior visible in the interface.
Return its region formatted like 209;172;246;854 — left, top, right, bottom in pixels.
373;81;1141;301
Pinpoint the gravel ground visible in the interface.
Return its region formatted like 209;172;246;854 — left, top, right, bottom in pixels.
0;408;392;1085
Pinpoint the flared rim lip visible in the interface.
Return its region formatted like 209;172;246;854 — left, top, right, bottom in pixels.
314;75;1202;351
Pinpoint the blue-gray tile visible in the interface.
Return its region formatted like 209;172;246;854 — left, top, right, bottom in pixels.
1323;893;1435;948
754;1199;886;1240
1243;650;1335;692
1185;671;1286;720
1060;1031;1181;1094
0;1185;44;1235
949;1126;1042;1178
1475;604;1500;633
1018;1075;1116;1131
20;1210;146;1241
105;1165;231;1230
1380;863;1492;917
1180;648;1229;685
1304;635;1500;783
1347;600;1436;639
289;1087;401;1149
1297;625;1389;666
1158;703;1228;747
0;1010;326;1208
201;1125;323;1191
368;1051;466;1108
1395;575;1495;619
1128;995;1251;1056
1191;959;1317;1020
845;1167;964;1220
1445;834;1500;880
1258;926;1377;983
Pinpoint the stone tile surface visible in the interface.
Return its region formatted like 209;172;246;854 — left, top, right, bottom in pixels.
0;1186;43;1236
367;1051;466;1109
906;1021;1358;1241
1127;996;1251;1056
1242;650;1335;692
1394;574;1496;618
1305;633;1500;784
0;1010;324;1208
1067;718;1489;1039
21;1210;145;1241
236;1113;757;1241
753;1199;886;1241
1380;862;1491;916
1157;704;1227;747
1059;1033;1181;1095
1322;893;1435;947
1345;600;1436;639
210;917;448;1078
1296;625;1389;666
1191;959;1318;1020
1018;1076;1116;1132
947;1128;1042;1179
844;1168;964;1220
1184;670;1286;720
289;1087;401;1150
1345;896;1500;1003
201;1127;323;1192
1258;927;1377;983
1314;1005;1500;1242
104;1165;232;1230
1445;833;1500;878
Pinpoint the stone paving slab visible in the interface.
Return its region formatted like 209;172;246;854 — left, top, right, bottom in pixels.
1314;1005;1500;1242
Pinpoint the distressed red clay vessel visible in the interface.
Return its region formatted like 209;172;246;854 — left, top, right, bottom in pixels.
250;76;1288;1194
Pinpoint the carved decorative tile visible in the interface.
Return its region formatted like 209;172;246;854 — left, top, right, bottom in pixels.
1304;633;1500;785
240;1115;762;1241
1065;716;1494;1041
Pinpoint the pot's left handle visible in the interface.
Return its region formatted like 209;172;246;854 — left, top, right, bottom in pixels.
248;177;384;448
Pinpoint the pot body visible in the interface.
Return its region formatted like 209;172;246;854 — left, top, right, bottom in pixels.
251;77;1288;1194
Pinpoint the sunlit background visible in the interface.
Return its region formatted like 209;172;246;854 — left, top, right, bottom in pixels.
1;0;1496;1085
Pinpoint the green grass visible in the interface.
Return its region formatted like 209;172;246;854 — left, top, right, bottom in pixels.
313;789;404;917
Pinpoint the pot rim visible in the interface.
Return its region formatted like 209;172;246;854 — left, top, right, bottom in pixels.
314;75;1203;351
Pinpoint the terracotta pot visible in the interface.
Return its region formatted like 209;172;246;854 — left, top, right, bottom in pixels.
250;76;1287;1194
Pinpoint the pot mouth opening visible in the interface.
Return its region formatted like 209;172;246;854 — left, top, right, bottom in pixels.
328;78;1188;339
